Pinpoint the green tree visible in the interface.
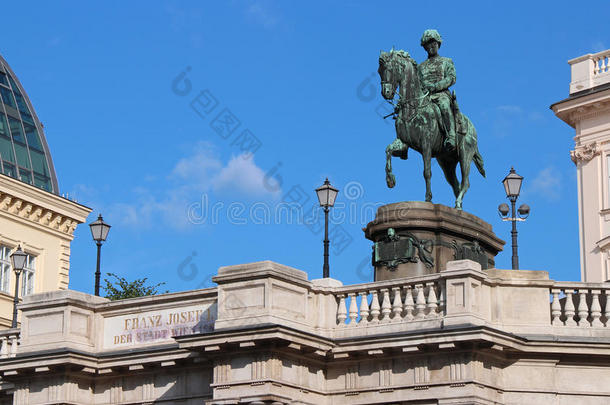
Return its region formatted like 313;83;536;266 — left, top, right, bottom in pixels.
103;272;168;301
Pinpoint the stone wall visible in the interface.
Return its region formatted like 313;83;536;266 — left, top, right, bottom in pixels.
0;260;609;403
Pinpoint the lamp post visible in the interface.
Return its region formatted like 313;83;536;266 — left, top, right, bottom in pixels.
315;178;339;278
10;246;26;328
498;167;530;270
89;214;111;296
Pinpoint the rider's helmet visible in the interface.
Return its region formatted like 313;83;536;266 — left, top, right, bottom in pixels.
420;29;442;47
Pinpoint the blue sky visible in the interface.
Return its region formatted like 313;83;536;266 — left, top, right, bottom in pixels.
1;1;607;293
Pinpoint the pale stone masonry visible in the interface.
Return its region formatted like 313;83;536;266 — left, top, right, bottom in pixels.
0;259;609;404
552;49;610;282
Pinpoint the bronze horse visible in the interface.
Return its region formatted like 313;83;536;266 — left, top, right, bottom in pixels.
378;49;485;209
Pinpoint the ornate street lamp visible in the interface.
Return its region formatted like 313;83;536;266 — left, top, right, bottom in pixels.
10;246;27;328
498;168;530;269
89;214;111;296
316;178;339;278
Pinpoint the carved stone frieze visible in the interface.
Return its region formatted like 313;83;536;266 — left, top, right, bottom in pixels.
0;190;80;236
570;142;599;164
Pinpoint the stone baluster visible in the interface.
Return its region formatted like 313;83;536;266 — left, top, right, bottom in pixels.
577;289;590;327
425;282;438;319
591;290;603;327
359;291;370;325
550;289;562;326
415;284;426;320
9;335;17;357
369;290;381;323
348;293;358;326
337;295;347;326
438;282;445;315
605;292;610;327
564;289;576;326
380;289;392;322
0;337;7;359
391;287;403;322
403;286;414;321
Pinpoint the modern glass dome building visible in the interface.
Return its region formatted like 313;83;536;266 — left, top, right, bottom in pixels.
0;54;58;194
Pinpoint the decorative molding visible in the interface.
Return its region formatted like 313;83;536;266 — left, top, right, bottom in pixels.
379;361;392;387
345;366;358;390
570;142;600;164
0;190;83;236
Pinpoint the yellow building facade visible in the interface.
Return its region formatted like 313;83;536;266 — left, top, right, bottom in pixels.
0;54;90;328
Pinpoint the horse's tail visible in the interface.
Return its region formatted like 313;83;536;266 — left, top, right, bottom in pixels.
473;150;485;178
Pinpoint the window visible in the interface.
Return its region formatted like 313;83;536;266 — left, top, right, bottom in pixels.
0;72;8;86
0;86;15;109
34;173;51;191
18;168;32;185
8;117;25;144
0;135;15;164
0;246;11;293
0;113;8;138
21;254;35;296
1;161;16;177
23;123;42;151
7;75;20;95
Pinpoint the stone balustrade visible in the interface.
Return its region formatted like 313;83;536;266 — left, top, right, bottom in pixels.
0;329;18;359
334;275;444;326
569;49;610;93
593;50;610;76
6;260;610;404
550;283;610;327
13;260;610;354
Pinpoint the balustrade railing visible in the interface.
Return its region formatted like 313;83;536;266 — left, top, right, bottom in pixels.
593;50;610;76
334;276;444;327
0;329;19;358
550;284;610;327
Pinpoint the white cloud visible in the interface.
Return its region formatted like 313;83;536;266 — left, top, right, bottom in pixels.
170;143;223;189
592;41;607;53
212;154;281;199
487;105;547;138
496;105;522;114
72;143;281;230
530;166;561;201
246;2;279;29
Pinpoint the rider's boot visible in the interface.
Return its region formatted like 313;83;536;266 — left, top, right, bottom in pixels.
444;117;457;150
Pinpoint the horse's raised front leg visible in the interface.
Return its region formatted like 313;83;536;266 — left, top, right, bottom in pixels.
385;138;405;188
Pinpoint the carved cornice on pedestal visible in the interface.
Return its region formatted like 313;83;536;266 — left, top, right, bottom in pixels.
570;142;600;164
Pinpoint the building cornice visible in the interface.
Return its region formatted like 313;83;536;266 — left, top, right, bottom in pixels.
551;87;610;128
0;174;91;238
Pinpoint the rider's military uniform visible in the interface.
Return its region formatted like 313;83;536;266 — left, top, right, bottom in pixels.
417;30;457;149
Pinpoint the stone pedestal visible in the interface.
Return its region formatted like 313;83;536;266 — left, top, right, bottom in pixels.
364;201;505;281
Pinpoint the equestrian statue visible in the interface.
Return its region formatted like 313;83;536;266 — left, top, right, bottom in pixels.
378;29;485;210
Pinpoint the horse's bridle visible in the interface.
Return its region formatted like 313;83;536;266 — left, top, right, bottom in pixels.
381;56;430;122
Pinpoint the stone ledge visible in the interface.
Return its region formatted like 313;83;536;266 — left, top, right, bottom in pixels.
215;260;309;284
